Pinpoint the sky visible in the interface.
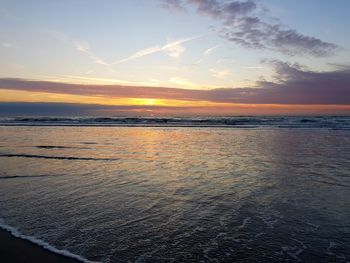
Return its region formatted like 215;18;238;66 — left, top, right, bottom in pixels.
0;0;350;116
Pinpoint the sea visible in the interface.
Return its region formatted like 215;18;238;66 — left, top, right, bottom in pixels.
0;116;350;262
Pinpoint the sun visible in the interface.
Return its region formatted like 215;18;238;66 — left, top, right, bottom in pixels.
128;98;166;106
142;98;157;106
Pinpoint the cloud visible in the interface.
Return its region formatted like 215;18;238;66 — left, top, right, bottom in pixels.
0;102;190;116
48;31;112;67
209;68;230;79
1;42;12;48
3;101;349;117
113;36;197;64
161;0;339;56
169;76;201;88
0;62;349;105
74;41;108;65
204;44;220;56
48;29;197;66
160;0;186;12
243;66;264;69
165;42;185;58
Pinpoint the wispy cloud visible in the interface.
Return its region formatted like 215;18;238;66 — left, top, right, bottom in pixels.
112;36;198;64
47;31;111;68
243;66;264;69
161;0;339;56
1;42;12;48
48;29;198;67
169;76;204;89
1;61;350;105
74;41;109;66
184;44;220;67
209;68;231;79
204;44;220;56
64;75;161;86
160;0;187;12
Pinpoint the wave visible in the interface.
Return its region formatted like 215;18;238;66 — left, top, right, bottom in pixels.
0;154;118;161
0;116;349;129
0;174;65;180
313;179;350;188
35;145;73;149
0;221;99;263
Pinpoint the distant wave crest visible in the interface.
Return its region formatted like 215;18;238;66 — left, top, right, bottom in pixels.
0;153;118;161
35;145;73;149
0;116;349;129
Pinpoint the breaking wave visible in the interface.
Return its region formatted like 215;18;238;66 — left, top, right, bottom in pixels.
0;221;99;263
0;116;349;129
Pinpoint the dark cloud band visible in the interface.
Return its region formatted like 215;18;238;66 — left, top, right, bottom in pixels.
0;61;349;105
161;0;339;56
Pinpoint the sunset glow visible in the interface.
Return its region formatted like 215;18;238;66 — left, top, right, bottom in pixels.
1;2;350;262
0;0;349;116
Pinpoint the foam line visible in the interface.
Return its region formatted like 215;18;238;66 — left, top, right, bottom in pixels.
0;221;99;263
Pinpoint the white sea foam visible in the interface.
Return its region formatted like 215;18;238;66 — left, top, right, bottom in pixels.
0;221;99;263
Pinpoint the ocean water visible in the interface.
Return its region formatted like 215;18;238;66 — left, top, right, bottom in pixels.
1;116;350;129
0;117;350;262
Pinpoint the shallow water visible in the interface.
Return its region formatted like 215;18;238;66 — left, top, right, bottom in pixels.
0;126;350;262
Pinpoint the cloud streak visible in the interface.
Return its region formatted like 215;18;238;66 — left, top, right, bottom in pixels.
161;0;339;56
48;31;112;68
74;41;109;65
49;30;197;66
0;62;349;105
112;36;198;64
204;44;221;56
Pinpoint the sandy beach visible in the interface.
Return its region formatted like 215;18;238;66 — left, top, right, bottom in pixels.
0;229;80;263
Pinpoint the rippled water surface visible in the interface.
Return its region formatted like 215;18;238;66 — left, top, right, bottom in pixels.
0;126;350;262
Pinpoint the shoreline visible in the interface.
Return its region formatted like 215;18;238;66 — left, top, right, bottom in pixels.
0;227;91;263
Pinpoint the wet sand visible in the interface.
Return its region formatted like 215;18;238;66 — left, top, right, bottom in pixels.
0;229;80;263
